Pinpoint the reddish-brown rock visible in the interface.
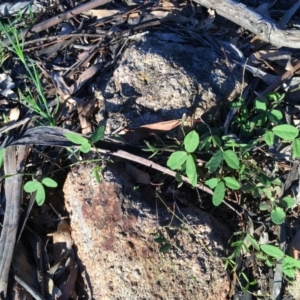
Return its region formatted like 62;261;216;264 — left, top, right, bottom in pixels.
63;163;231;299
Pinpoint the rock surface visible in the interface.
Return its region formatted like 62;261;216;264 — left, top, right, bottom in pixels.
95;34;243;133
63;163;231;299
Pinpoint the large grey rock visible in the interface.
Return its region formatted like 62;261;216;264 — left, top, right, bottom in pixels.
95;34;243;133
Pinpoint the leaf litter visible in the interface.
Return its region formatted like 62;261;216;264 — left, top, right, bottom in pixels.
0;0;300;299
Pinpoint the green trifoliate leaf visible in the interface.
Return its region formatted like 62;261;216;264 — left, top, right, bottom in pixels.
260;244;284;259
292;139;300;158
206;151;223;173
212;135;222;147
282;255;300;270
80;142;92;153
212;181;225;206
184;130;199;153
271;207;286;225
267;109;283;123
64;133;89;145
167;151;188;170
223;177;241;190
185;154;197;187
259;202;269;211
281;196;296;209
223;150;239;169
42;178;57;188
255;99;267;111
283;267;295;278
91;126;105;143
264;131;274;146
205;178;219;189
272;124;299;140
24;181;42;193
35;185;46;206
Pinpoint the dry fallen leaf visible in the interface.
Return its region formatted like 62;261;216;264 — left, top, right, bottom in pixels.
120;119;181;143
48;220;73;264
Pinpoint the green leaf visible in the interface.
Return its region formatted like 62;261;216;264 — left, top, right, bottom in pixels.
272;124;299;140
0;148;5;169
91;126;105;143
259;202;269;211
80;142;91;153
42;177;57;188
260;244;284;259
154;234;167;244
159;243;171;253
255;99;267;111
223;150;239;169
24;181;42;193
283;267;295;278
283;255;300;270
264;131;274;146
267;109;283;123
91;166;102;183
186;155;197;187
64;133;89;145
205;178;219;189
206;151;223;173
281;196;296;209
252;113;267;127
212;135;222;147
198;136;210;151
212;181;225;206
256;253;266;260
223;177;241;190
271;207;286;225
245;234;260;251
184;130;199;153
35;186;46;206
167;151;188;170
292;139;300;158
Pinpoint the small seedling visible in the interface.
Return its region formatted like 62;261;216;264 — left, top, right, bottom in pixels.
24;177;57;206
64;126;105;154
167;130;199;186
